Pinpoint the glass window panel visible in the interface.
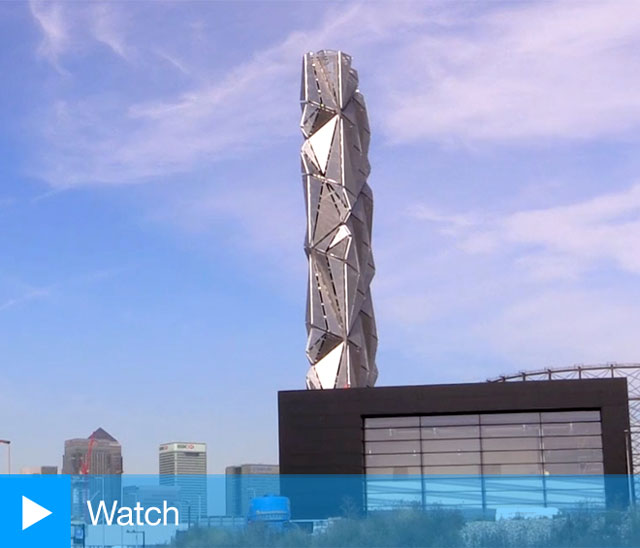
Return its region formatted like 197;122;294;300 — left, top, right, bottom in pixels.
424;452;481;466
544;462;604;475
541;411;600;423
364;428;421;442
480;412;540;425
484;489;545;506
481;424;541;438
365;483;423;511
421;415;479;426
422;426;480;439
365;440;421;455
542;422;601;436
483;450;542;465
365;417;419;428
483;463;543;474
365;454;421;467
365;466;421;476
483;437;540;451
423;465;481;475
422;439;481;453
543;448;603;464
542;436;602;450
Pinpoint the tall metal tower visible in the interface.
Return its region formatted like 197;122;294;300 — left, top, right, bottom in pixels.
300;50;378;389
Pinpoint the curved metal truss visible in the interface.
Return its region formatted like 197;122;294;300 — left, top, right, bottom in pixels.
489;363;640;473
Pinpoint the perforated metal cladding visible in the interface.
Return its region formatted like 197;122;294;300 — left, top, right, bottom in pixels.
301;51;378;389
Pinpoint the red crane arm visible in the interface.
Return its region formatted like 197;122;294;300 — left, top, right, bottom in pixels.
80;436;97;475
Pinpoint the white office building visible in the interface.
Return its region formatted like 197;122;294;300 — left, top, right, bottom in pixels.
159;442;207;522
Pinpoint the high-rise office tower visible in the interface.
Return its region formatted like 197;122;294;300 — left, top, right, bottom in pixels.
62;428;123;475
159;442;208;522
300;50;378;390
62;428;123;518
225;464;279;517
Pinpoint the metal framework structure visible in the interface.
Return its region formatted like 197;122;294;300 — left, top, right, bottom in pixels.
489;363;640;473
300;50;378;389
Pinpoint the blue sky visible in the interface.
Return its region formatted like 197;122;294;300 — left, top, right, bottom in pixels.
1;1;640;474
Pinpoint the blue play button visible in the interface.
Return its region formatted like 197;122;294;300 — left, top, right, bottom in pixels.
0;475;70;547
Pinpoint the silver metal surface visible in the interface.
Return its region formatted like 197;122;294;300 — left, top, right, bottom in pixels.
300;50;378;389
489;363;640;474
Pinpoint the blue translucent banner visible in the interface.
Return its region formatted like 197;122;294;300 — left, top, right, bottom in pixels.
0;474;637;547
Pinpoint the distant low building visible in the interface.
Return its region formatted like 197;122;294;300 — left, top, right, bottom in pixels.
225;464;280;517
20;466;58;475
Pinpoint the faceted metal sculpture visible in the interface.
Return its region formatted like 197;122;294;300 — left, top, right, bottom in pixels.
300;50;378;389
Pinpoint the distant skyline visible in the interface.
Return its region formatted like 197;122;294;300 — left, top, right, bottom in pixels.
1;1;640;473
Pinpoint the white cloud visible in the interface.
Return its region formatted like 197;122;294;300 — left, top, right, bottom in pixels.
0;286;50;312
371;182;640;371
29;0;69;71
477;288;640;368
413;183;640;281
27;1;640;188
29;2;425;187
29;0;129;67
384;1;640;143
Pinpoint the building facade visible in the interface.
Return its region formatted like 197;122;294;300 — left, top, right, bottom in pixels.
225;464;280;517
279;379;632;518
159;442;208;521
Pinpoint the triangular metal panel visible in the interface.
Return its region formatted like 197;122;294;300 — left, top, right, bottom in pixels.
327;236;350;260
312;252;343;333
340;57;358;108
312;184;344;245
308;264;328;331
305;366;322;389
315;342;344;389
328;255;346;320
303;56;321;105
307;115;338;175
315;54;339;110
301;140;320;173
329;225;351;248
324;121;342;184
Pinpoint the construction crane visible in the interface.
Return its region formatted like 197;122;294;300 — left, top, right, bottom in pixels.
80;434;97;475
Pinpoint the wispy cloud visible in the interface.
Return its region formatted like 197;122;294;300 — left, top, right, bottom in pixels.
28;2;424;187
29;0;129;69
27;1;640;188
29;0;69;71
477;288;640;369
0;286;51;312
415;183;640;280
371;182;640;372
383;1;640;143
0;267;127;313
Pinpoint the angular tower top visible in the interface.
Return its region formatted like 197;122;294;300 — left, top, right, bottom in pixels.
90;428;118;442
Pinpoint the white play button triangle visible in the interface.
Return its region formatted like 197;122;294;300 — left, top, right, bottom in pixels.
22;496;52;531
